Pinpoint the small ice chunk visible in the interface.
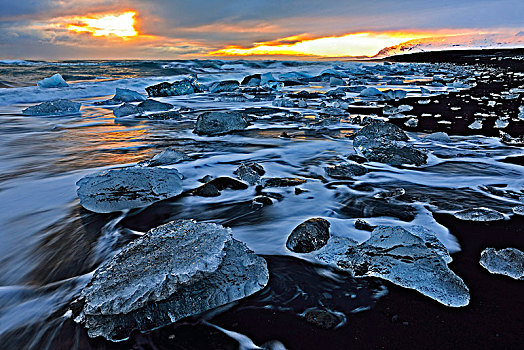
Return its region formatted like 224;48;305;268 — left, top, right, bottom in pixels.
359;87;382;97
382;90;407;101
494;118;509;129
404;117;418;127
426;132;451;142
453;207;505;222
480;248;524;280
468;120;483;130
512;205;524;216
143;148;190;167
329;77;345;86
37;73;69;88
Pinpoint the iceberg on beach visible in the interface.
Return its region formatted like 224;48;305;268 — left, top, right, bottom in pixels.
37;73;69;88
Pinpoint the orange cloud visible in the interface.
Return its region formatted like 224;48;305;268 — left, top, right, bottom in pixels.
209;31;435;57
65;11;138;39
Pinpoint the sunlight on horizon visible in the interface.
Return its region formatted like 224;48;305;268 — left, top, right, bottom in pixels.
210;32;431;57
67;12;138;38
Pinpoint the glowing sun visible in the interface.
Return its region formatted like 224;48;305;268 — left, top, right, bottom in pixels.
67;12;138;38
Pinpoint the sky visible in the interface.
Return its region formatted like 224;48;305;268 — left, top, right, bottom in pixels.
0;0;523;59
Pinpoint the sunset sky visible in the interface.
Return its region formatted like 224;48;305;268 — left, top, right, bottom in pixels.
0;0;523;59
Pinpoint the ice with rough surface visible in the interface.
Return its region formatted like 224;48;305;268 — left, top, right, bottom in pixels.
324;162;368;179
360;87;382;97
353;121;427;166
234;162;265;185
480;248;524;280
76;167;183;213
145;76;201;97
22;99;81;116
144;148;190;167
37;73;69;88
209;80;240;93
314;226;469;307
73;220;269;341
193;111;249;136
382;90;407;101
453;207;505;221
113;103;142;118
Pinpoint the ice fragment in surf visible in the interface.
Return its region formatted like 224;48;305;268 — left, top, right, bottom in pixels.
193;111;249;136
262;177;307;187
234;162;265;185
355;121;408;141
145;75;201;97
480;248;524;280
453;207;505;222
37;73;68;88
373;188;405;200
324;162;368;179
494;118;509;129
499;131;524;146
359;87;382;97
138;99;173;112
468;120;483;130
353;137;427;166
313;226;470;307
192;176;248;197
22;99;81;116
141;148;190;167
286;218;331;253
329;77;345;86
404;117;418;127
98;88;146;104
241;73;261;86
353;121;427;166
513;205;524;216
113;102;142;118
382;89;407;101
209;80;240;93
72;220;269;341
425;132;451;142
76;167;183;213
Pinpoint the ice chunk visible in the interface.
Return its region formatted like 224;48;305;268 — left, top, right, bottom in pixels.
72;220;269;340
382;89;407;101
141;148;190;167
480;248;524;280
76;167;183;213
468;120;483;130
37;73;69;88
359;87;382;97
453;207;505;222
324;162;368;179
113;103;142;118
209;80;240;93
22;99;81;116
193;111;249;136
234;162;265;185
314;226;470;307
145;75;201;97
425;132;451;142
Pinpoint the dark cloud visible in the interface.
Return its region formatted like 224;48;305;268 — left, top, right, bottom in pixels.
0;0;522;58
